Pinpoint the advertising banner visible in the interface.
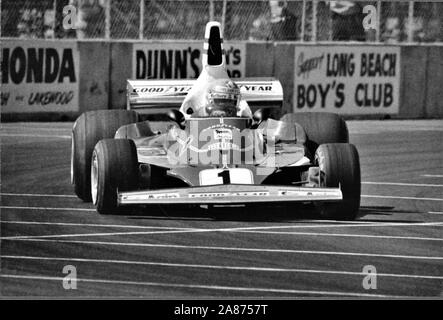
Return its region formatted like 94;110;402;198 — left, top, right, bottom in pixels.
133;41;245;80
1;39;80;113
294;46;400;114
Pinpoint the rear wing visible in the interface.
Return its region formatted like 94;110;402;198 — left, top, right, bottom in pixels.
126;78;283;114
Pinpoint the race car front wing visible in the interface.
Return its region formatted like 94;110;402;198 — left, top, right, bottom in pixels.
118;184;342;205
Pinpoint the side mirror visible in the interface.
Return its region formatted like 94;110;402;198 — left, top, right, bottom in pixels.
167;109;185;129
253;108;271;123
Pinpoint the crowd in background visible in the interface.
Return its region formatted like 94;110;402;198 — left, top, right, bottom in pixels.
1;0;442;43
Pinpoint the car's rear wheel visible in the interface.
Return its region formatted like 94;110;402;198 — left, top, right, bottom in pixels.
92;139;139;215
314;143;361;220
71;110;138;202
281;112;348;156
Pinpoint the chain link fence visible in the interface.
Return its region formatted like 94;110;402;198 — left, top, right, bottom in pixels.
1;0;442;42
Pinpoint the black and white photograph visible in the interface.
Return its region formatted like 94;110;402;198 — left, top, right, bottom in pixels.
0;0;442;307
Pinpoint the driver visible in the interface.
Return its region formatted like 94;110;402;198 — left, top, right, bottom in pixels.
180;79;252;118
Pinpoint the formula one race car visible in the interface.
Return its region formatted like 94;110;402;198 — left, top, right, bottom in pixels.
71;21;361;220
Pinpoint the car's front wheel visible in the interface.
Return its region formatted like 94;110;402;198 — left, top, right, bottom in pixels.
91;139;139;215
314;143;361;220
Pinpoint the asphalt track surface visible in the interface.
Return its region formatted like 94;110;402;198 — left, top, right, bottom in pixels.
1;120;442;298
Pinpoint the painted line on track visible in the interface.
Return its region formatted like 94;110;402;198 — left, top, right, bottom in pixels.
422;175;443;178
361;195;443;201
0;221;191;231
3;238;443;261
0;206;94;212
3;220;442;242
0;193;77;198
0;274;407;298
362;182;443;187
233;230;443;241
0;133;70;139
3;255;442;280
2;221;443;241
429;212;443;215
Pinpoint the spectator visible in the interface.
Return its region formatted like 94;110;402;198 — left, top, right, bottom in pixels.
269;0;298;40
69;0;105;39
329;0;365;41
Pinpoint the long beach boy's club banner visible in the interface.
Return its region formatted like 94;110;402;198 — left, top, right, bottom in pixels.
294;46;400;114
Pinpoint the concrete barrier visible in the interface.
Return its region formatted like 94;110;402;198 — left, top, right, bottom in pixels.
425;46;443;118
110;41;133;109
78;41;110;114
399;46;428;118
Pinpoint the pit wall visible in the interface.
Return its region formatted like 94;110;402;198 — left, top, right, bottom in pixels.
1;39;442;120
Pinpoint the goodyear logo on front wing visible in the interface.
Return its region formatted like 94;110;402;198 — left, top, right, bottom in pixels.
189;192;270;198
146;193;179;199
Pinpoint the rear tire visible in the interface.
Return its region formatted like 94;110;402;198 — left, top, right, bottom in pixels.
281;112;348;156
315;143;360;220
91;139;139;215
71;110;138;202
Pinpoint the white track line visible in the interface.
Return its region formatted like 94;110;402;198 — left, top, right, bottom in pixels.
0;133;70;139
0;274;406;298
362;182;443;187
0;206;94;212
0;221;191;230
422;175;443;178
3;238;443;260
234;230;443;242
362;195;443;201
3;255;442;280
0;193;77;198
3;220;442;242
429;212;443;215
2;221;443;240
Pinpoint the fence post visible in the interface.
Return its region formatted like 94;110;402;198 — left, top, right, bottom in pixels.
221;0;227;34
139;0;144;39
301;0;306;41
376;0;381;42
312;0;317;42
209;0;214;21
407;1;414;43
105;0;111;39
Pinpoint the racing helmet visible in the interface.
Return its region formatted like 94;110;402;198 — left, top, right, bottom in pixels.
202;79;241;117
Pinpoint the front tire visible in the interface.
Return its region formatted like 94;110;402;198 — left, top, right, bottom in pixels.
315;143;361;220
91;139;139;214
71;110;138;202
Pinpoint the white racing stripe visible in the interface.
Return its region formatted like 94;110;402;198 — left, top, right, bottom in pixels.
362;182;443;187
4;238;443;260
422;175;443;178
0;274;407;298
2;221;443;240
3;255;442;280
